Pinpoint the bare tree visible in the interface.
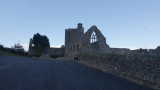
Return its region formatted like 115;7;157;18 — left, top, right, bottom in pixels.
13;41;24;55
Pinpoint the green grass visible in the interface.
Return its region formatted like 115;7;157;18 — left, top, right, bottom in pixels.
0;51;27;57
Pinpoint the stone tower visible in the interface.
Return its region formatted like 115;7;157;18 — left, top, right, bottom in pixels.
65;23;84;57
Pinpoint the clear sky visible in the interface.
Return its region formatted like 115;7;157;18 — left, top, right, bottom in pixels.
0;0;160;51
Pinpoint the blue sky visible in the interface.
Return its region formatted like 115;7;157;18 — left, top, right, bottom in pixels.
0;0;160;51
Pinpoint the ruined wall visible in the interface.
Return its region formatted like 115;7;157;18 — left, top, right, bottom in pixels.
80;55;160;86
28;38;34;57
28;38;65;57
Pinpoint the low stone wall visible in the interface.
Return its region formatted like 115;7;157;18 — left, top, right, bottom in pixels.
80;55;160;86
31;54;71;60
42;47;65;55
38;54;52;60
30;54;53;60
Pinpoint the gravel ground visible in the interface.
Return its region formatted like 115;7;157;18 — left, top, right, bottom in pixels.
0;56;156;90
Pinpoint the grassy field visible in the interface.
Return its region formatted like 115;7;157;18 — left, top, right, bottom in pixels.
0;51;27;57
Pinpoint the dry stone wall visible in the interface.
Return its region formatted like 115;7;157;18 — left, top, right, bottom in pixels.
80;55;160;86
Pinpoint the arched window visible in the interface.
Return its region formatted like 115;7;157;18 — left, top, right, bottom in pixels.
90;31;98;43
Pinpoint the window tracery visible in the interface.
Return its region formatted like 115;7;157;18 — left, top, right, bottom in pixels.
90;31;98;43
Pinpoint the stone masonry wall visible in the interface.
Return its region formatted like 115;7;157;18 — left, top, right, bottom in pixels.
42;47;65;55
80;55;160;86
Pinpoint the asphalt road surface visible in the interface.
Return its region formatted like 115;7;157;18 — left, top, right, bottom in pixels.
0;56;156;90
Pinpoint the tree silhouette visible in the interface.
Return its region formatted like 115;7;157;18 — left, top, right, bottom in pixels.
32;33;50;48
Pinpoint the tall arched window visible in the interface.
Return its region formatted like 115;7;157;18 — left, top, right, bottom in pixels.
90;31;98;43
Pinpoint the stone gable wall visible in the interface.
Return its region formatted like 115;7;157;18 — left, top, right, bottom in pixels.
80;55;160;85
80;26;110;54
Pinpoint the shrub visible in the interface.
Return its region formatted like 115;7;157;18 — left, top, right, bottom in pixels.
29;53;41;58
50;54;60;59
34;44;42;54
10;49;17;54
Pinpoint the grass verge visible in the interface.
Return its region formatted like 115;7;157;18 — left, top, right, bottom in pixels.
0;51;27;57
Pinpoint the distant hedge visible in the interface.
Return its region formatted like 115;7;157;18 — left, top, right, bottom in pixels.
29;53;41;58
0;44;28;57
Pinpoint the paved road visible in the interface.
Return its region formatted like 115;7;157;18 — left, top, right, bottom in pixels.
0;56;156;90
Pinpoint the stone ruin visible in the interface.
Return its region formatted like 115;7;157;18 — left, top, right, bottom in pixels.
28;23;160;58
64;23;160;58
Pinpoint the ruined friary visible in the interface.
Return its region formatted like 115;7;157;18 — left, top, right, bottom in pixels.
27;23;160;87
28;23;160;58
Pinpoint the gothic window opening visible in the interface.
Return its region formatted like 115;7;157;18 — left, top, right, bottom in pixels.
90;31;98;43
